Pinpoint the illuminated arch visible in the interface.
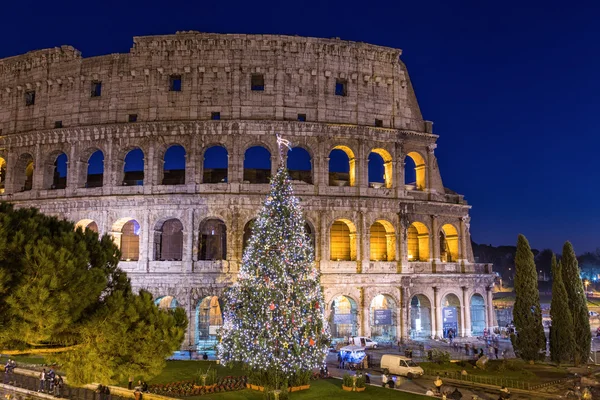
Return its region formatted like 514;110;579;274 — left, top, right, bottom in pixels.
328;145;356;187
407;222;429;262
329;295;358;342
0;157;6;193
74;219;99;233
15;153;34;192
440;224;459;262
196;296;224;349
330;219;357;261
470;293;486;335
404;151;426;190
155;296;180;310
410;294;433;338
441;293;462;337
111;217;140;261
368;148;393;189
203;145;228;183
369;294;398;342
369;220;396;261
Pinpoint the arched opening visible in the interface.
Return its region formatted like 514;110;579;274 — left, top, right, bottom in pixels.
196;296;223;349
287;147;312;184
15;154;34;192
162;145;186;185
86;150;104;188
155;296;180;310
154;219;184;261
123;148;144;186
369;294;397;343
51;153;68;189
369;220;395;261
330;219;356;261
410;294;432;339
368;149;392;189
199;219;227;260
329;295;358;343
0;158;6;193
112;218;140;261
442;293;462;338
203;145;228;183
407;222;430;262
75;219;98;233
470;294;486;336
242;219;256;254
440;224;459;262
243;146;271;184
404;152;426;190
328;146;355;187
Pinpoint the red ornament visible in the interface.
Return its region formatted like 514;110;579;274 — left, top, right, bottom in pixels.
314;301;319;310
309;338;315;346
269;303;276;311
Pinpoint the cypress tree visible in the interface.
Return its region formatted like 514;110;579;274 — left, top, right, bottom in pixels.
549;255;575;364
561;241;591;365
512;234;546;361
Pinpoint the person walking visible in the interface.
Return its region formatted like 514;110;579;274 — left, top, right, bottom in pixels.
494;345;499;359
128;376;134;390
39;369;46;392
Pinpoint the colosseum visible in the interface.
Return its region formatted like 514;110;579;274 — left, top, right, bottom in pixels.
0;31;494;352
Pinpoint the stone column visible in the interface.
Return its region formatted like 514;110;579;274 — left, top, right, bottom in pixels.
462;286;472;337
399;287;407;340
486;286;494;329
141;210;151;272
270;155;278;178
433;287;442;339
431;215;439;273
360;157;369;189
185;147;196;186
184;208;194;264
32;145;43;190
146;144;156;187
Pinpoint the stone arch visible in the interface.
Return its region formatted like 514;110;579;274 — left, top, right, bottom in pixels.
370;219;396;261
328;145;356;187
330;219;357;261
82;148;104;188
243;146;271;183
440;223;459;262
303;219;316;252
368;148;393;189
162;145;186;185
74;219;99;233
287;146;312;184
155;295;180;310
203;145;228;183
329;295;359;342
111;217;140;261
470;293;486;336
369;294;398;343
15;153;34;192
242;218;256;255
404;151;426;190
0;157;6;193
198;218;227;260
153;218;184;261
122;147;144;186
407;221;429;261
195;295;224;349
410;293;433;338
43;150;68;190
441;291;462;338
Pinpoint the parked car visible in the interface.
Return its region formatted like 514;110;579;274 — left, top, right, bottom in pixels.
349;336;378;349
589;311;599;318
380;354;424;379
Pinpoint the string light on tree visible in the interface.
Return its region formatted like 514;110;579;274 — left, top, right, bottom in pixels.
217;134;330;391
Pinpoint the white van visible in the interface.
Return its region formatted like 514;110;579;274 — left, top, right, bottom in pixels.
349;336;378;349
380;354;424;378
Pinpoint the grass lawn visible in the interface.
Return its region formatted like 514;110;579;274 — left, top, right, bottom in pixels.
420;360;570;383
184;379;428;400
0;355;48;366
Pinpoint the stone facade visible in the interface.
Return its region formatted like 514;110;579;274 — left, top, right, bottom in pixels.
0;32;494;350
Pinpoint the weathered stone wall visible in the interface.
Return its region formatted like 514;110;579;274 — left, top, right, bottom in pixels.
0;33;494;349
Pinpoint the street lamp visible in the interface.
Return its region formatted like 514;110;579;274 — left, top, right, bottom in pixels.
584;280;590;294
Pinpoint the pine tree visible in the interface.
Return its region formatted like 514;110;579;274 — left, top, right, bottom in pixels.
561;241;591;365
549;255;575;364
512;234;546;361
0;203;187;385
217;154;330;394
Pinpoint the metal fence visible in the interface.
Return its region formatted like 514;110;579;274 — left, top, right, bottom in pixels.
423;370;566;391
3;372;130;400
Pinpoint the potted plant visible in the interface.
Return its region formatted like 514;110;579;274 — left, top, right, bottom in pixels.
355;375;366;392
342;374;354;391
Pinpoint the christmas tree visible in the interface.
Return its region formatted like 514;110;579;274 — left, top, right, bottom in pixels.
217;138;330;393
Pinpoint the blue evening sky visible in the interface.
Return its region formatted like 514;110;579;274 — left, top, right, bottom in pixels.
1;0;598;253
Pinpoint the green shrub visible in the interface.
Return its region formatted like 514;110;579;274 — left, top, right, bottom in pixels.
197;366;217;386
355;375;366;388
342;373;353;387
431;349;451;364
